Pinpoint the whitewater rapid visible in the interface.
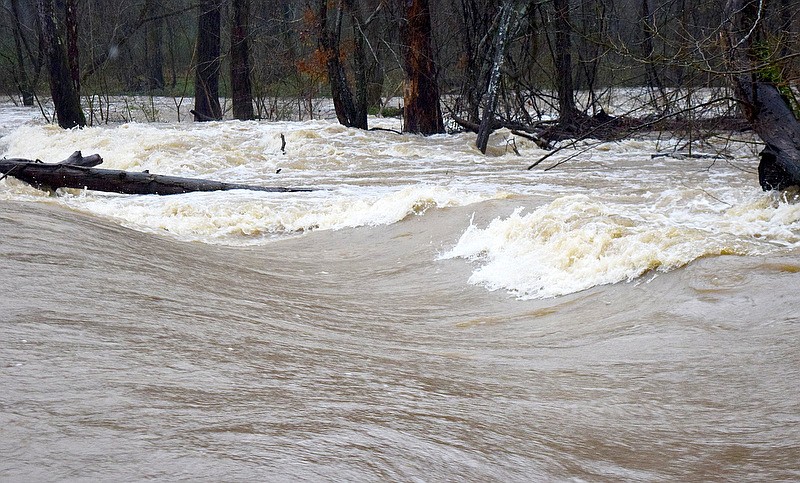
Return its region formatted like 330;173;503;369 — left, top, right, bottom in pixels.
2;103;799;299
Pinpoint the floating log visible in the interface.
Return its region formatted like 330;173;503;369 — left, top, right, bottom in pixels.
0;151;312;195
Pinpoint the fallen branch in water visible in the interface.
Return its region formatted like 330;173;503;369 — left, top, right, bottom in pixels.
0;151;313;195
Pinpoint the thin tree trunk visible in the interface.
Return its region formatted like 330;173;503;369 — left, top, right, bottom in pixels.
194;0;223;122
37;0;86;129
639;0;666;112
231;0;254;120
476;1;515;153
167;16;178;88
146;4;165;91
402;0;444;135
10;0;34;105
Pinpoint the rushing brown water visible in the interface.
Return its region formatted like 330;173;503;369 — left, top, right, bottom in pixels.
1;102;799;480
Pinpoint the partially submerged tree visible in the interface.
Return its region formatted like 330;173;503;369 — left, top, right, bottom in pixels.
315;0;367;129
552;0;580;127
193;0;223;122
475;0;528;152
723;0;800;190
146;2;166;91
37;0;86;128
230;0;255;120
401;0;444;135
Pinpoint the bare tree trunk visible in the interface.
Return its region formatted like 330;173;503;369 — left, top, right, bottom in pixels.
344;0;368;130
639;0;666;113
476;1;514;153
553;0;579;126
364;4;387;113
146;4;165;91
65;0;80;94
10;0;35;105
37;0;86;129
723;0;800;190
402;0;444;135
317;0;364;129
193;0;223;122
231;0;254;120
455;0;497;124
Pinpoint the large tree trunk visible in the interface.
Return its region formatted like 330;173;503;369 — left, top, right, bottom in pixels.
553;0;579;126
343;0;369;130
194;0;223;122
64;0;80;93
0;152;312;195
401;0;444;135
37;0;86;129
230;0;254;121
317;0;363;129
723;0;800;190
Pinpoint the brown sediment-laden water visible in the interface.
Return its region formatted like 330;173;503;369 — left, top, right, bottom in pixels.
1;102;798;480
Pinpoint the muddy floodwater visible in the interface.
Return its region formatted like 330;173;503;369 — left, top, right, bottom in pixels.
1;102;799;480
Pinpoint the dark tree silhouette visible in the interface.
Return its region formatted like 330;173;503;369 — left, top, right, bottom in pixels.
146;3;166;91
37;0;86;128
231;0;254;120
193;0;223;122
401;0;444;135
553;0;580;126
316;0;367;129
9;0;36;106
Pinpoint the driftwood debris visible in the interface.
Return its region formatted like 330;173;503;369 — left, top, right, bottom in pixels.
0;151;312;195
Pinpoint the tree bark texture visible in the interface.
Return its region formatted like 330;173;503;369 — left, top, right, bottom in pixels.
401;0;444;135
194;0;223;122
65;0;80;93
476;1;515;153
37;0;86;129
0;152;312;195
231;0;254;120
723;0;800;190
343;0;369;129
317;0;366;129
553;0;579;125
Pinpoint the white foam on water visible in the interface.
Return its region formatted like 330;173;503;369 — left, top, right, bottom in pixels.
57;185;492;245
441;191;800;299
4;103;796;297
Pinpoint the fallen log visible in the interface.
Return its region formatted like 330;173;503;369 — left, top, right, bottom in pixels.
0;151;312;195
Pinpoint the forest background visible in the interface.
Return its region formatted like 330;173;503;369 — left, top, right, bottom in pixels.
1;0;798;177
